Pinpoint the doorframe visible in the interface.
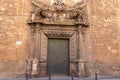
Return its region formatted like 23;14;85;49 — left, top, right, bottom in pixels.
27;25;89;77
43;30;78;77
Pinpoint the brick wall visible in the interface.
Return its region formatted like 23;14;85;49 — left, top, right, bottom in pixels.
0;0;120;78
0;0;30;77
87;0;120;76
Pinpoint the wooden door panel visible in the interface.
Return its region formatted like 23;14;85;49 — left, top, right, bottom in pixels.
58;39;69;75
48;39;58;74
48;39;69;75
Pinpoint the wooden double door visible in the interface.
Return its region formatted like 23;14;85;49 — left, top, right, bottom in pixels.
48;39;69;75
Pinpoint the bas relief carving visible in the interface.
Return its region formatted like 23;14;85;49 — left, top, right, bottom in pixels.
28;0;88;25
53;0;66;10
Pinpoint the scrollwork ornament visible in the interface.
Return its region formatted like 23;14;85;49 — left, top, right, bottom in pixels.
28;0;88;25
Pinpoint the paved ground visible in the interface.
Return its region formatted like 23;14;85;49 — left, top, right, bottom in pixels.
0;76;120;80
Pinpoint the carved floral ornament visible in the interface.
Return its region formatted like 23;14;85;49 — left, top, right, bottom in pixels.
28;0;88;26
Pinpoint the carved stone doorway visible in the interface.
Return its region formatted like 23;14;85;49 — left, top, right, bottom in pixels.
27;0;89;78
26;25;89;77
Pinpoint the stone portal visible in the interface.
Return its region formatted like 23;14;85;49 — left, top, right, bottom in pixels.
27;0;89;77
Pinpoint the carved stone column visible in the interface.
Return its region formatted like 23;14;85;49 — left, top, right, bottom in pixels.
26;24;36;78
31;24;42;77
78;26;89;77
27;24;42;77
76;26;81;60
76;26;81;77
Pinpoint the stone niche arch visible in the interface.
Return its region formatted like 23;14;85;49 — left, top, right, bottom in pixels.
26;0;90;78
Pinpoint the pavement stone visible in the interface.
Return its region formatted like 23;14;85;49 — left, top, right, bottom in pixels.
0;77;120;80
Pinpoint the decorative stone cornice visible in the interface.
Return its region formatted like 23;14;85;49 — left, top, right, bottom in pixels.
28;0;89;26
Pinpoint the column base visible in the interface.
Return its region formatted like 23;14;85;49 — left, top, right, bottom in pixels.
78;59;90;77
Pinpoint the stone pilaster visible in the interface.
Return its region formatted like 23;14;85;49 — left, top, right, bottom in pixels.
78;26;90;77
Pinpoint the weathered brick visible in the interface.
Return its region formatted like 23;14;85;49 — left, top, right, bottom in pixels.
0;0;120;78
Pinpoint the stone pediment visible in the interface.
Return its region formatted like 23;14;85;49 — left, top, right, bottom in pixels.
28;0;88;26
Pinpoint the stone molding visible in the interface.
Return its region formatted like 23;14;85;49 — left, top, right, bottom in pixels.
26;0;89;78
28;0;89;26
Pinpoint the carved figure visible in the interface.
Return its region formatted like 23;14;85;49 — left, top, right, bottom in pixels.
28;0;88;25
